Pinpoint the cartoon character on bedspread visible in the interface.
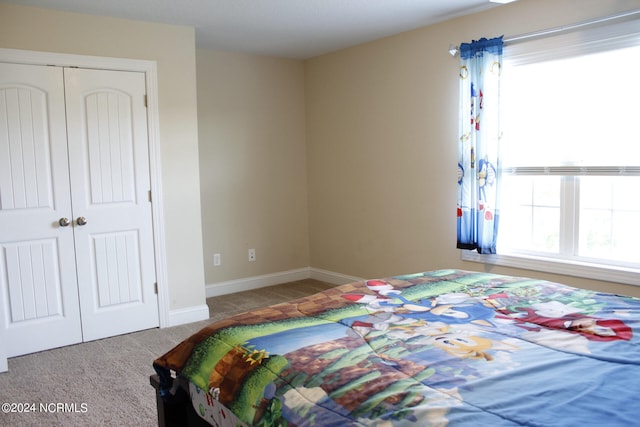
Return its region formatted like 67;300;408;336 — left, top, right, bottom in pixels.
342;279;432;312
345;281;493;320
343;280;519;362
495;300;633;342
344;280;498;326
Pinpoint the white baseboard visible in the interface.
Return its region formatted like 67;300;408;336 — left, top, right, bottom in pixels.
205;267;365;298
167;304;210;327
309;267;364;285
166;268;365;328
206;268;311;297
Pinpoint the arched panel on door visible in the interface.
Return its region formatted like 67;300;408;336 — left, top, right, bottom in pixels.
0;63;83;358
64;67;159;342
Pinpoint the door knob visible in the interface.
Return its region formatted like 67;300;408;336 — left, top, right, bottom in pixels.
59;217;71;227
76;216;87;226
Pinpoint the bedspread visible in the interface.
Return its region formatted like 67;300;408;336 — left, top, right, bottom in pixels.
154;269;640;426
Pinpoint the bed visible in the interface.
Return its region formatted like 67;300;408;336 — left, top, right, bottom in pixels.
151;269;640;426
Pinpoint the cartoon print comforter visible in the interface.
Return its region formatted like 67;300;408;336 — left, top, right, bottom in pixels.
153;269;640;426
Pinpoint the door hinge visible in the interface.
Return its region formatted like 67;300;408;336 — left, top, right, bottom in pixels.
154;282;158;294
144;94;148;108
148;190;152;203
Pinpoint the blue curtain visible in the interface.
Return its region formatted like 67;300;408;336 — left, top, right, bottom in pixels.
456;37;503;254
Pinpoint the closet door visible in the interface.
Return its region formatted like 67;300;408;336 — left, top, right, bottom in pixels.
0;63;83;357
63;68;159;341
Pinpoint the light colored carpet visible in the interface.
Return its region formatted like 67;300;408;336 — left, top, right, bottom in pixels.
0;279;334;427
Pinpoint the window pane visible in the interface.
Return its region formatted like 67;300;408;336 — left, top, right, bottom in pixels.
613;178;640;211
579;177;640;263
580;178;611;209
501;45;640;168
486;24;640;277
499;175;560;253
579;208;612;258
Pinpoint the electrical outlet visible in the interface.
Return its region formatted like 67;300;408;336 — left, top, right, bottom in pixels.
248;248;256;262
214;253;221;266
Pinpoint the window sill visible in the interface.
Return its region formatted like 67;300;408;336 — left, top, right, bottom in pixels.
460;251;640;287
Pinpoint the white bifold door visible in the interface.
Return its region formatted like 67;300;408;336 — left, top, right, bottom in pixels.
0;62;159;357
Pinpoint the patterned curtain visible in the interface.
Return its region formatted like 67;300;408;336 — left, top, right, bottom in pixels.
456;37;503;254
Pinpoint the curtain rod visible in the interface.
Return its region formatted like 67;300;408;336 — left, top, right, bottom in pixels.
448;9;640;56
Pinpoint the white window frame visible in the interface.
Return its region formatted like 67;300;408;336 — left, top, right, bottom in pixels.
461;17;640;287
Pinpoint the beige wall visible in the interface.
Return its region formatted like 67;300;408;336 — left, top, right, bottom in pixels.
0;3;206;310
196;50;309;288
3;0;637;308
305;0;640;297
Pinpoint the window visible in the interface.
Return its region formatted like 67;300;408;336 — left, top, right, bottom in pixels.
462;18;640;285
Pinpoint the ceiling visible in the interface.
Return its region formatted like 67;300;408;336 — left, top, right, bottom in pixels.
2;0;507;59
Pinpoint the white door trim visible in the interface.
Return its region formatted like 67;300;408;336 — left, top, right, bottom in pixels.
0;49;170;333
